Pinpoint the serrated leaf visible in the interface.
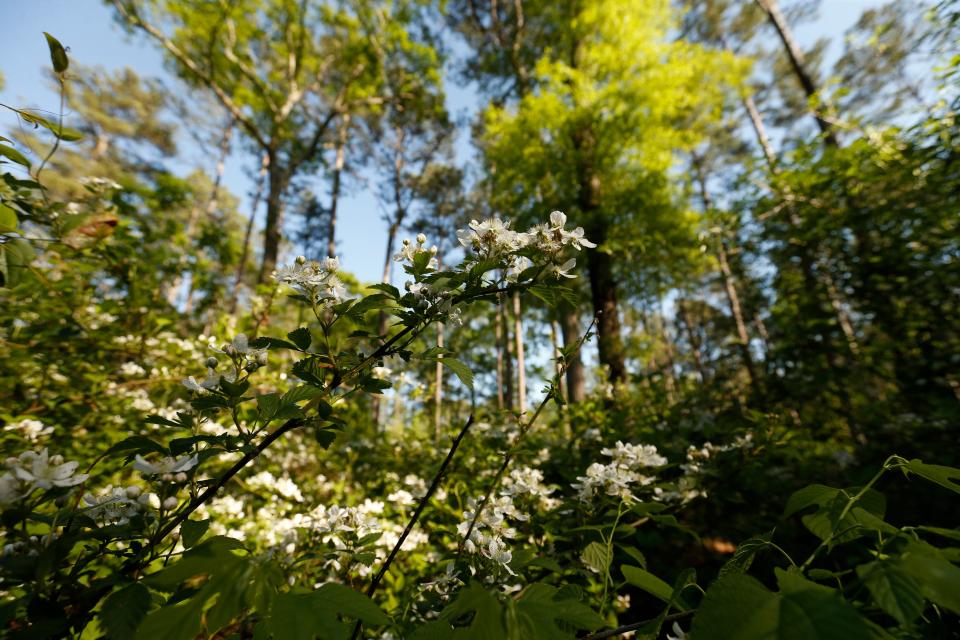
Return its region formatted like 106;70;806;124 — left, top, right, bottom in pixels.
287;327;312;351
857;561;925;625
99;583;151;640
719;531;774;578
692;571;883;640
903;459;960;495
580;541;611;574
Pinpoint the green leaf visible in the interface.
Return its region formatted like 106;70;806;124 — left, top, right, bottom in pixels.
508;583;603;639
287;327;312;351
282;384;323;404
99;583;152;640
719;531;774;578
621;565;692;609
902;459;960;495
897;542;960;614
43;32;69;73
137;596;205;640
107;435;167;458
0;144;30;169
0;203;18;233
250;336;298;351
442;358;474;389
784;484;840;518
692;571;883;640
856;561;925;625
257;584;390;640
179;519;210;549
440;582;505;639
580;541;611;575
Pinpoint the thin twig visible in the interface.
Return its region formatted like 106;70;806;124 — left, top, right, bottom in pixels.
351;415;476;640
581;609;695;640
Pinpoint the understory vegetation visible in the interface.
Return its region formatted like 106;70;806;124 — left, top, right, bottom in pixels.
1;1;959;638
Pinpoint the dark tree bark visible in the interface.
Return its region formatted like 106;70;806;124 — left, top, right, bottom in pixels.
558;305;586;402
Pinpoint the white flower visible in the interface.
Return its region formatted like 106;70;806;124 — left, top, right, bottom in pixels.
119;361;146;377
482;537;515;574
12;449;88;490
82;486;140;524
3;419;53;442
133;454;198;476
551;258;577;279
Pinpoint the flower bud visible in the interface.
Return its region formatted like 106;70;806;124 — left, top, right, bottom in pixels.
50;454;65;466
161;473;173;482
224;344;237;357
174;472;188;483
402;238;410;245
162;497;178;510
205;356;219;370
295;255;307;265
429;245;438;255
416;233;427;244
256;351;268;365
139;493;161;510
125;485;142;498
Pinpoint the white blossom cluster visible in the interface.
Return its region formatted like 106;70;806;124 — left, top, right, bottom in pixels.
3;418;53;442
133;453;198;481
246;470;304;502
456;211;595;280
457;495;523;575
393;233;438;268
81;484;160;525
273;255;347;308
0;449;89;506
457;464;559;577
572;441;667;503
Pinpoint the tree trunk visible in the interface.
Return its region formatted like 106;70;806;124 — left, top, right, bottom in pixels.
434;322;444;443
678;299;707;384
512;291;527;414
755;0;839;146
258;156;287;283
231;152;270;312
558;305;586;402
501;297;514;409
327;115;350;259
495;307;505;410
716;237;762;393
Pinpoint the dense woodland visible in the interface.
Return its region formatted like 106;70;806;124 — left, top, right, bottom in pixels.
1;0;959;638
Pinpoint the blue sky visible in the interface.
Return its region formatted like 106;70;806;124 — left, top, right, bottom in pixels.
1;0;886;283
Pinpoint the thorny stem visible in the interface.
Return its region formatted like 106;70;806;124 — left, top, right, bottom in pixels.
350;415;476;640
582;609;696;640
457;317;596;557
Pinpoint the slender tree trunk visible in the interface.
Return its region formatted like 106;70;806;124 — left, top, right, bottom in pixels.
558;305;586;402
495;308;505;410
434;322;444;443
743;95;778;168
327;115;351;259
716;237;762;393
501;297;514;409
231;152;270;313
678;299;707;384
755;0;839;145
512;291;527;414
258;155;287;283
693;154;761;394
